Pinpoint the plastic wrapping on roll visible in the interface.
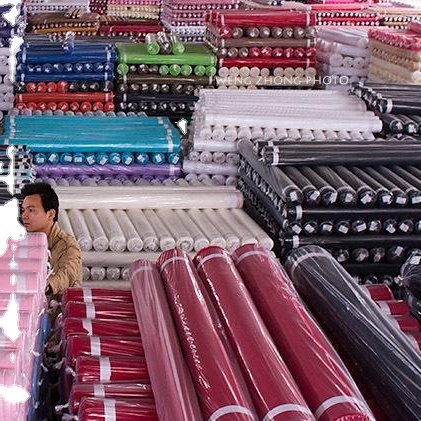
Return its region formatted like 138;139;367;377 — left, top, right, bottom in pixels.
285;245;421;420
77;397;158;420
63;301;136;321
75;355;149;383
193;246;313;421
129;259;204;421
68;382;153;415
232;244;374;421
157;248;258;420
65;336;144;368
400;249;421;299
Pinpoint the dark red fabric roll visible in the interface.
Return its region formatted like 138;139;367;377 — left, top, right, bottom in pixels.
77;397;158;421
63;301;136;321
75;356;149;383
62;288;133;307
65;336;143;368
69;382;153;415
232;244;372;421
61;318;140;341
193;246;313;421
389;315;420;333
360;284;393;301
156;248;257;420
375;300;410;316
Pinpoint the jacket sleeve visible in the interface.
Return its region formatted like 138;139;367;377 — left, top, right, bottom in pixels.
47;242;83;295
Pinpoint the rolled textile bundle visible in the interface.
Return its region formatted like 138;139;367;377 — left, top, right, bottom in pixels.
77;397;158;420
82;209;109;252
157;248;258;420
129;259;204;421
67;209;93;251
63;301;136;321
285;245;421;420
232;244;375;421
67;383;153;415
194;246;313;421
143;209;175;251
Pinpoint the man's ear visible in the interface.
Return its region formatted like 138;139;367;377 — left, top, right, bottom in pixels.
47;209;56;221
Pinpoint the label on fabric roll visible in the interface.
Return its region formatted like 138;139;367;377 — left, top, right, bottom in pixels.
82;318;93;335
386;98;393;114
396;196;406;205
83;287;93;303
273;152;280;166
263;404;313;421
100;357;112;382
104;399;116;421
196;252;229;271
412;196;421;204
90;337;101;356
208;405;255;421
292;235;300;249
85;303;96;319
314;396;369;420
94;383;105;398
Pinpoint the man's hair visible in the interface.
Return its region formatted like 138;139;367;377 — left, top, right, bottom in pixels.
21;182;59;222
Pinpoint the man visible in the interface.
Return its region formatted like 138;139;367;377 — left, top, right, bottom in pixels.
21;182;82;298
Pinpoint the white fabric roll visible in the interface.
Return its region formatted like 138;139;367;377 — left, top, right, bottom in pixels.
113;210;143;252
106;267;121;281
216;209;257;246
174;210;209;252
143;209;175;251
67;209;93;251
126;209;159;252
83;209;109;252
187;209;226;248
183;160;238;176
202;208;239;252
90;266;106;282
96;209;126;252
58;208;74;237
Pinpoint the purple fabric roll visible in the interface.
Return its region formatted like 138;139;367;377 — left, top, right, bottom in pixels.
34;164;181;177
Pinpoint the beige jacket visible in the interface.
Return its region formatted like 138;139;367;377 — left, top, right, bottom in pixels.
47;223;83;295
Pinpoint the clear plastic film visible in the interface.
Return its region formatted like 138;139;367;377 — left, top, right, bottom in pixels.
77;397;158;421
68;382;153;415
285;245;421;420
193;246;314;421
75;355;149;383
156;248;258;420
65;335;144;368
231;244;374;421
129;259;203;421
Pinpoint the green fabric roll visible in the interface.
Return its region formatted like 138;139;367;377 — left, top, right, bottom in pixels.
117;43;217;66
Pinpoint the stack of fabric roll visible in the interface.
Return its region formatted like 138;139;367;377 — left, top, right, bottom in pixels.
24;0;90;15
89;0;107;15
52;185;273;283
367;23;421;84
129;245;376;420
98;16;163;41
310;3;381;27
115;39;216;118
54;287;157;420
161;0;239;43
24;9;100;37
316;27;370;89
14;34;116;113
206;9;317;88
350;82;421;139
0;233;49;420
370;5;421;29
106;0;161;20
2;113;182;184
0;145;34;201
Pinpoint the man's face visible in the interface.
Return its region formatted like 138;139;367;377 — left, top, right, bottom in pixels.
21;194;54;234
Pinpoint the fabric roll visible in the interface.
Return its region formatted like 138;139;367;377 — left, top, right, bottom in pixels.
194;246;313;421
285;245;421;420
232;244;374;421
129;259;204;421
157;248;258;420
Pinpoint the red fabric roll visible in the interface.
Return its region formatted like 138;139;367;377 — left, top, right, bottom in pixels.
388;315;420;333
360;284;393;301
63;301;136;321
232;244;373;421
219;58;316;69
156;248;257;420
61;317;140;341
62;288;133;307
375;300;410;316
75;356;149;383
69;382;153;415
65;335;143;368
194;246;313;421
16;92;114;103
77;397;158;421
129;259;203;421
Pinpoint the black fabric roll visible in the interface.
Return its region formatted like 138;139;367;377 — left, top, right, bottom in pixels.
299;166;338;206
285;245;421;421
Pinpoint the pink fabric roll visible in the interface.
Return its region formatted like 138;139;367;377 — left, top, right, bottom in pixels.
232;244;373;421
194;246;314;421
129;259;203;421
156;248;257;421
